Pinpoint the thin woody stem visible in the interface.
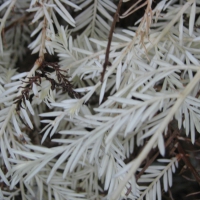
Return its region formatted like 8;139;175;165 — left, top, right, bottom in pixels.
120;0;147;19
4;13;32;33
101;0;123;82
177;142;200;183
136;130;178;181
39;17;47;60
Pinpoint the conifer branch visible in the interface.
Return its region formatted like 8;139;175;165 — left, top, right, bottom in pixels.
0;0;200;199
112;63;200;200
0;0;17;52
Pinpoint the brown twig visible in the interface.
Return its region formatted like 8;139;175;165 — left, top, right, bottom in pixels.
136;129;178;181
186;191;200;197
182;175;196;182
100;0;123;82
3;13;32;33
168;189;175;200
177;142;200;184
121;0;147;19
136;150;159;181
177;136;200;146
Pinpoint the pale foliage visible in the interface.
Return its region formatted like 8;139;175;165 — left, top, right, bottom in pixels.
0;0;200;199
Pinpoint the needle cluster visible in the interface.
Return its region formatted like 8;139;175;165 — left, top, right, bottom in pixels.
0;0;200;200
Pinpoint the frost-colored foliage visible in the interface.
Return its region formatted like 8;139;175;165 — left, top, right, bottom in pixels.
0;0;200;199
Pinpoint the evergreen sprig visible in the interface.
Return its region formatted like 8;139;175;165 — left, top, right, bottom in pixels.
0;0;200;200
